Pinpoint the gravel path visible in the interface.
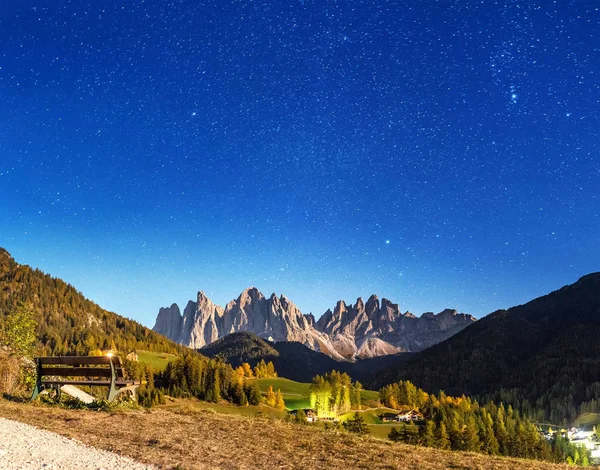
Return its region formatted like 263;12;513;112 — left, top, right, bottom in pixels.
0;418;155;470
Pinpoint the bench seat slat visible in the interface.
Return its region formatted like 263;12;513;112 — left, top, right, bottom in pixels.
40;367;116;378
43;380;136;386
37;356;123;366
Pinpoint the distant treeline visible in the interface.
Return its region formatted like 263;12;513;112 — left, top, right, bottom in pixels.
478;383;600;428
140;355;277;406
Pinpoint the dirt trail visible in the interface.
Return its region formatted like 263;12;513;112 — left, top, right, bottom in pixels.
0;417;155;470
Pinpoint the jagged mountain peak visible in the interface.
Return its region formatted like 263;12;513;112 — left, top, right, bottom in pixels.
153;288;476;360
238;286;265;304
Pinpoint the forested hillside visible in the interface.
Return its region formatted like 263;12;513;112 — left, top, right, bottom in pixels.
370;273;600;425
0;248;184;356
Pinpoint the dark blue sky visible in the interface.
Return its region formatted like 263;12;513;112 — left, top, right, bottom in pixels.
1;1;598;325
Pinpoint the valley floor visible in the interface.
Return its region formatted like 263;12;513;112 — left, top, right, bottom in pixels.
0;399;574;470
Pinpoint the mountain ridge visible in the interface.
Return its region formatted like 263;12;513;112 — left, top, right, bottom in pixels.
153;287;476;360
367;272;600;424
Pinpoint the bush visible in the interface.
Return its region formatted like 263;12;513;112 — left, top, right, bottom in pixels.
0;349;21;395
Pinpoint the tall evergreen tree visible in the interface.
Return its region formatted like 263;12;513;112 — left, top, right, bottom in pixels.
437;422;450;450
423;420;436;447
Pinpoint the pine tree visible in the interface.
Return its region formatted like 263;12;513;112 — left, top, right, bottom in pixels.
448;415;463;450
464;416;481;452
437;422;450;450
481;413;500;455
423;420;436;447
275;389;285;411
343;412;370;435
209;366;220;402
352;381;363;408
245;382;262;405
241;362;253;378
388;427;401;442
254;359;268;378
266;385;276;407
494;406;510;455
406;420;420;444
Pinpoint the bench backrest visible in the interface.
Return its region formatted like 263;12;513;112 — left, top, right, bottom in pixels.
35;356;125;379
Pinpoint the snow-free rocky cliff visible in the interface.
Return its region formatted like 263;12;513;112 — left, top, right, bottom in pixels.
153;287;476;360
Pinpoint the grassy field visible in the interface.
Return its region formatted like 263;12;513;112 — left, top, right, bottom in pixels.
0;399;573;470
367;423;405;439
136;350;178;372
251;377;381;410
161;397;287;420
338;408;397;424
250;377;312;409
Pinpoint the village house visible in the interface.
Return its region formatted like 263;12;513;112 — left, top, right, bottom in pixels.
379;410;424;423
289;409;318;422
380;412;400;422
397;410;424;422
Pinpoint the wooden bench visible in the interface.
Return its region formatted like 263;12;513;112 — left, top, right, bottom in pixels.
31;355;137;402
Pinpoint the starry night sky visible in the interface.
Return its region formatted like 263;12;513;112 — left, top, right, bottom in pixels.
1;1;598;325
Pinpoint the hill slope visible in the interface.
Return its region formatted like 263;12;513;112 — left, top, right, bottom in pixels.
0;248;186;357
199;332;280;367
200;331;413;383
370;273;600;424
0;400;573;470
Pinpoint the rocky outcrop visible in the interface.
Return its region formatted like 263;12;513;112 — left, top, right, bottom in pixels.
153;304;183;341
153;288;476;360
153;288;345;359
316;295;476;359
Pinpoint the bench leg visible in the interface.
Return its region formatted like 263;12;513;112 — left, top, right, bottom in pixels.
107;357;118;402
108;383;119;402
30;382;41;401
31;359;43;401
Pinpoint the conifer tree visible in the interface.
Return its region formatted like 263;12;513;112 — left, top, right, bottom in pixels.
351;381;363;408
406;420;419;444
245;382;262;405
481;413;499;455
464;416;481;452
388;427;401;442
437;422;450;450
275;389;285;411
241;362;253;378
266;385;276;407
343;412;370;435
423;420;436;447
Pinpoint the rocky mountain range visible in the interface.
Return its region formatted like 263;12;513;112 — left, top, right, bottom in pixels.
153;287;476;360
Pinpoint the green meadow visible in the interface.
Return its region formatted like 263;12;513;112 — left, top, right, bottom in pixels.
252;377;381;411
136;350;178;372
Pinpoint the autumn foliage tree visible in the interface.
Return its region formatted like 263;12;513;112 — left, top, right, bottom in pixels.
380;379;591;465
310;370;362;418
